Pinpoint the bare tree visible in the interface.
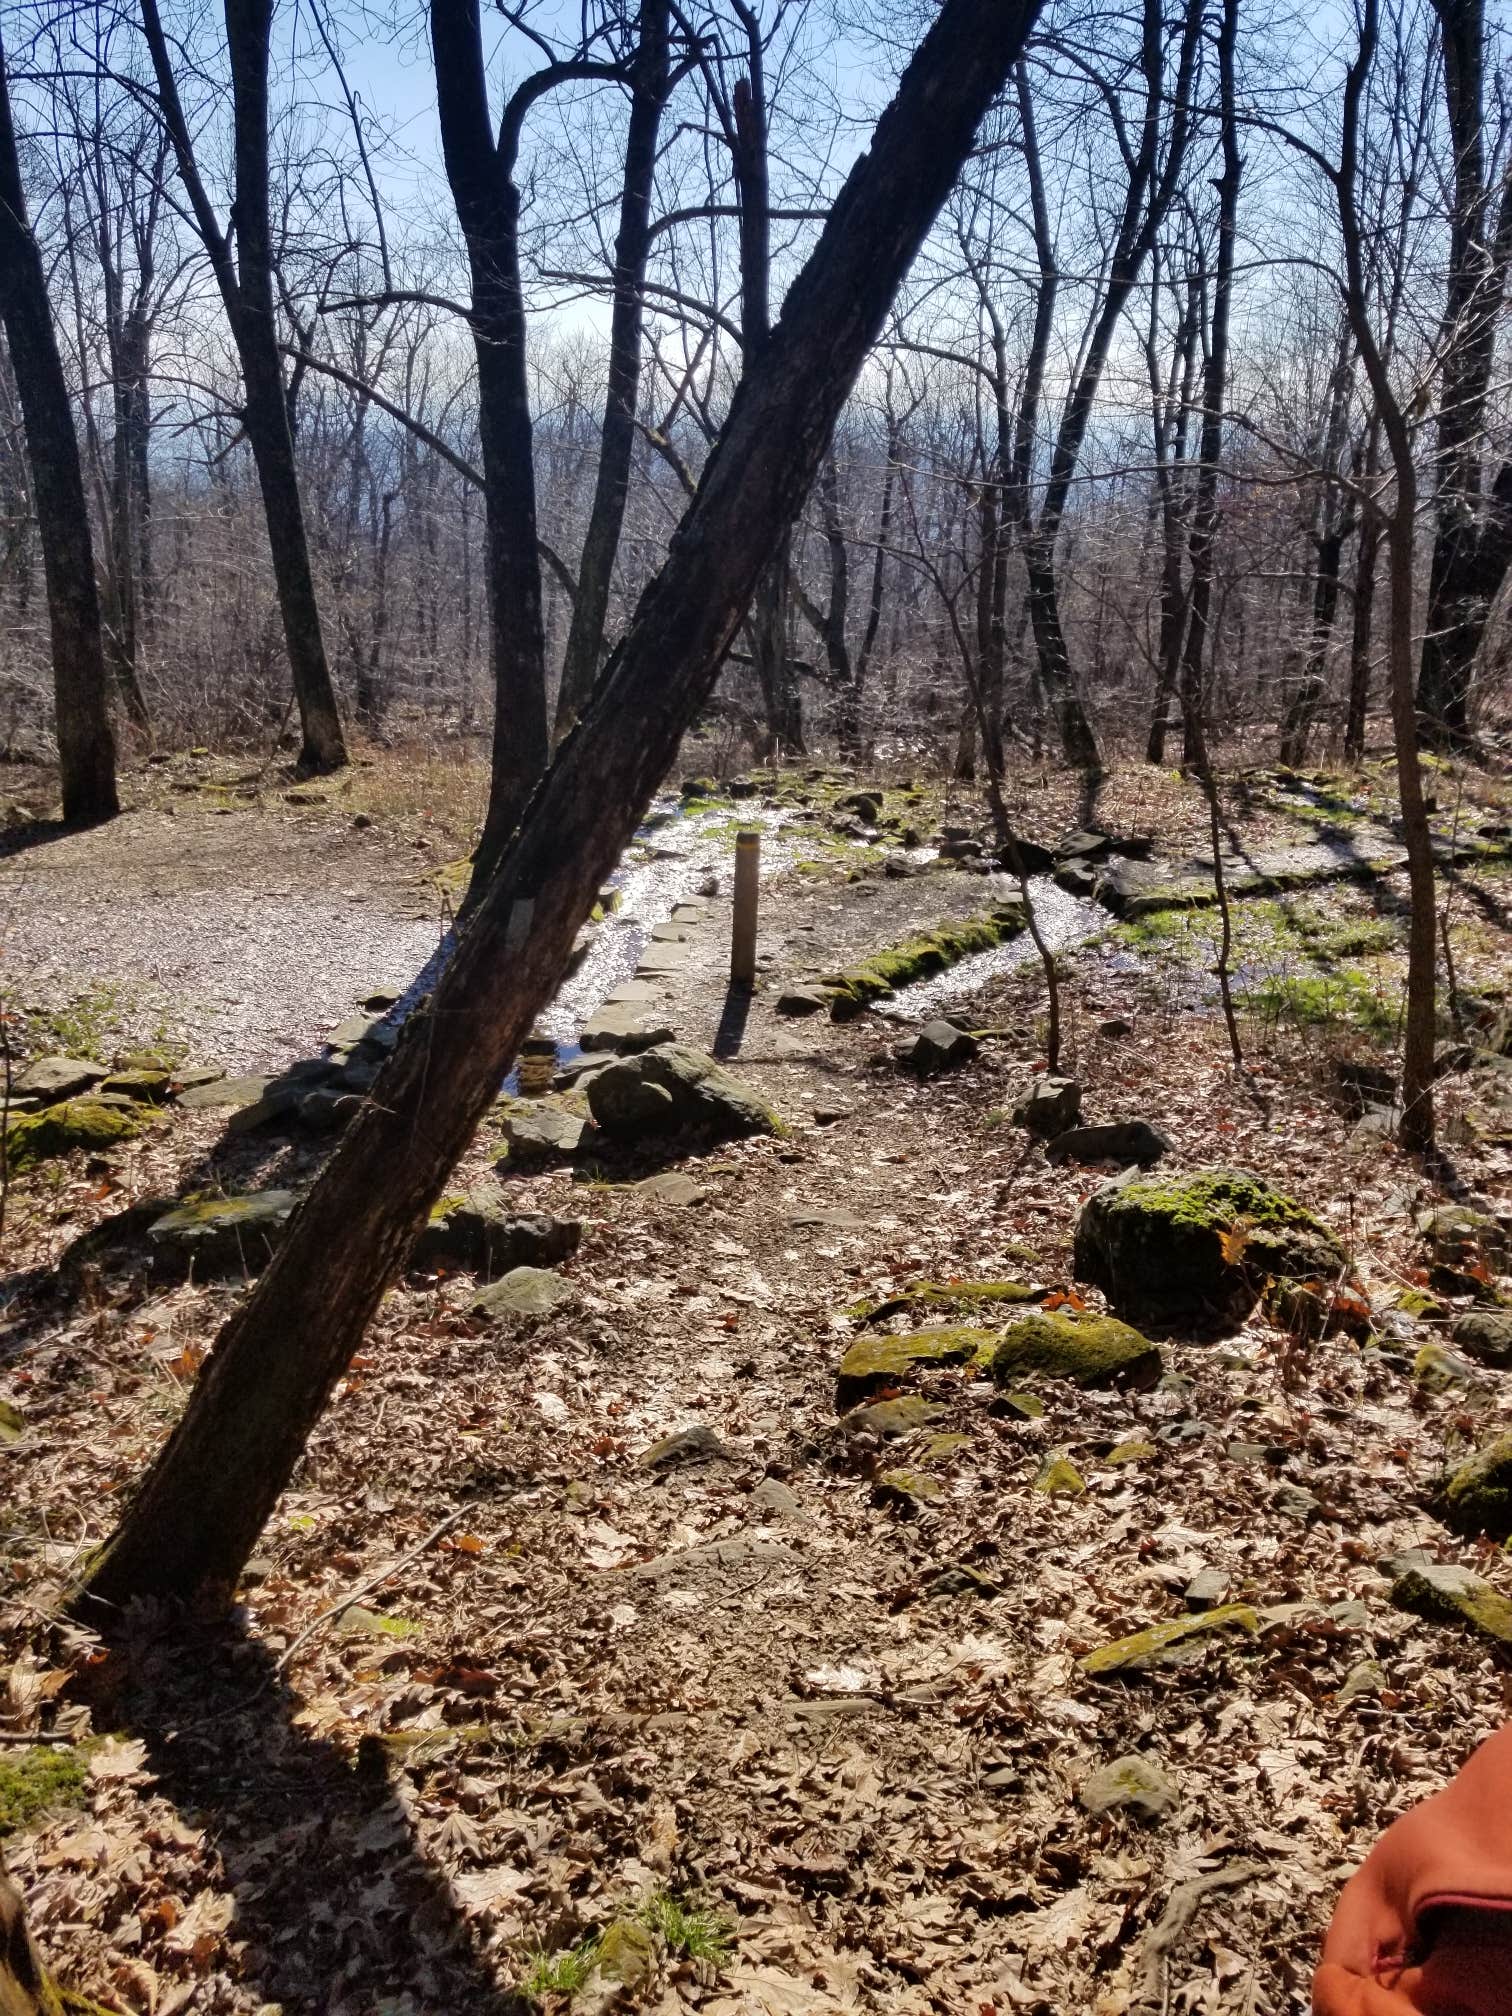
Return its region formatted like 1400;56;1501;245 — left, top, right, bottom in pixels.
0;17;118;824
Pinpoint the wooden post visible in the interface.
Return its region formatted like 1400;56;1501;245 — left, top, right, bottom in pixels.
516;1034;555;1097
730;828;760;985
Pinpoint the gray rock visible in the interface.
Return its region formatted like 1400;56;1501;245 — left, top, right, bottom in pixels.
634;1171;709;1205
299;1088;362;1132
640;1424;728;1469
1185;1569;1228;1607
1338;1658;1386;1704
896;1019;978;1076
586;1043;777;1142
1058;829;1117;863
925;1562;999;1599
1046;1120;1170;1168
1098;1016;1132;1038
16;1055;107;1104
413;1190;583;1274
1451;1309;1512;1368
147;1189;299;1273
1080;1753;1176;1822
500;1103;586;1162
1011;1076;1082;1137
775;985;831;1017
468;1266;574;1320
749;1477;805;1520
172;1066;225;1092
1273;1483;1322;1523
178;1073;274;1111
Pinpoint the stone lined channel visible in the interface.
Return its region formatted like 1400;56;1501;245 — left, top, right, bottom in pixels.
879;877;1108;1022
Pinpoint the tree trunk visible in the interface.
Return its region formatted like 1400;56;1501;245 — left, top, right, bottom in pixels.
1344;504;1380;760
0;1854;61;2016
0;26;119;826
1278;520;1348;767
554;0;671;739
74;0;1044;1618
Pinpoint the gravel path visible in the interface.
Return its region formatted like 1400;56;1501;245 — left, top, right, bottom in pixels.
1;808;446;1071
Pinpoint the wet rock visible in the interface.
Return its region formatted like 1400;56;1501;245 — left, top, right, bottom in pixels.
1046;1120;1170;1168
586;1043;778;1141
837;1326;996;1399
1441;1436;1512;1539
500;1103;586;1162
147;1189;299;1273
6;1097;153;1169
1011;1076;1081;1137
843;1396;946;1440
1079;1604;1260;1676
1080;1753;1176;1822
990;1310;1162;1390
1033;1453;1086;1496
1451;1309;1512;1368
1073;1166;1345;1337
412;1190;583;1274
775;985;831;1017
468;1266;574;1321
14;1055;107;1104
1391;1561;1512;1648
640;1424;728;1469
896;1019;978;1075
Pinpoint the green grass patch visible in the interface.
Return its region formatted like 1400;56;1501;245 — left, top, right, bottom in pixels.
638;1889;734;1963
520;1936;601;1999
1240;969;1399;1040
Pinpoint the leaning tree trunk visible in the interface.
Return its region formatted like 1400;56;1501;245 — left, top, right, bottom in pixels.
0;27;118;826
74;0;1044;1619
554;0;671;740
0;1853;60;2016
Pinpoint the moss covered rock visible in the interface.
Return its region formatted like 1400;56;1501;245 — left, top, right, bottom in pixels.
843;1395;946;1439
1442;1438;1512;1539
990;1310;1162;1390
821;907;1025;1018
1079;1604;1260;1676
411;1188;583;1274
147;1188;299;1274
837;1325;997;1400
6;1096;152;1170
846;1280;1042;1326
0;1742;90;1836
1451;1309;1512;1368
1033;1453;1087;1496
1414;1341;1485;1393
1073;1166;1345;1336
1392;1562;1512;1648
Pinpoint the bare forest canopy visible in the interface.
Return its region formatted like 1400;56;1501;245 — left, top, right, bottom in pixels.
0;0;1508;785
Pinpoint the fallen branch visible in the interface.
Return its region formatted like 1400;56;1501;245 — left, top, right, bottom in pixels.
1138;1859;1265;2008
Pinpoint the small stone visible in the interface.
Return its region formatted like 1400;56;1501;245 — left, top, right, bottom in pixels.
813;1104;851;1125
999;1390;1045;1419
595;1920;656;1989
635;1171;709;1205
844;1396;946;1440
776;985;831;1017
1338;1658;1386;1704
1392;1561;1512;1647
468;1266;574;1320
1185;1569;1228;1607
925;1562;999;1599
299;1088;362;1132
1033;1454;1086;1496
750;1477;804;1520
1442;1436;1512;1539
1011;1075;1082;1137
1414;1341;1487;1393
1046;1120;1170;1168
1451;1310;1512;1368
1273;1484;1322;1523
1080;1753;1176;1822
982;1767;1023;1791
99;1066;174;1103
896;1019;978;1076
991;1310;1162;1390
335;1605;420;1640
1098;1017;1132;1039
640;1424;728;1468
1104;1438;1155;1466
587;1043;777;1139
876;1467;943;1502
14;1055;107;1104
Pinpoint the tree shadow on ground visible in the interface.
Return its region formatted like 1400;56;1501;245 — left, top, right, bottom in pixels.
74;1614;530;2016
0;816;92;863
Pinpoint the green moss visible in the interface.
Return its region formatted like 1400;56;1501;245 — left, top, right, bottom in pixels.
991;1310;1162;1389
877;1467;943;1501
0;1744;91;1836
1104;1438;1156;1466
1393;1566;1512;1647
999;1390;1044;1418
922;1431;973;1461
1079;1604;1260;1676
1396;1287;1444;1319
822;908;1025;1016
1240;969;1398;1040
837;1325;998;1396
1106;1169;1326;1238
1443;1437;1512;1539
845;1279;1042;1325
6;1097;152;1170
1034;1454;1086;1496
1319;919;1399;957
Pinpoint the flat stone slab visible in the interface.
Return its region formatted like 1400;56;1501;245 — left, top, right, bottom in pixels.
178;1074;273;1110
148;1189;299;1272
581;1004;677;1052
634;946;692;977
15;1056;108;1103
469;1266;574;1320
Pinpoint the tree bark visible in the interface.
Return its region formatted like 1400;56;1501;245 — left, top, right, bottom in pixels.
554;0;672;740
0;25;119;826
0;1853;60;2016
74;0;1044;1619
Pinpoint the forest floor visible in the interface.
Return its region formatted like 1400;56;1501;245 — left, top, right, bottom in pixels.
2;743;1511;2016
